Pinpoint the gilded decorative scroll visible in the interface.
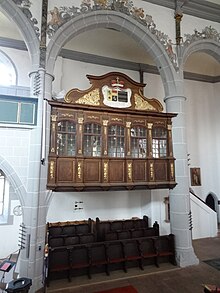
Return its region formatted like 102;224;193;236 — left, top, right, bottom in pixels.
170;163;174;180
150;162;154;180
134;120;145;124
103;162;108;181
77;162;82;179
111;117;122;122
127;163;132;181
134;94;157;111
87;115;99;120
65;89;100;105
60;113;75;118
50;161;55;179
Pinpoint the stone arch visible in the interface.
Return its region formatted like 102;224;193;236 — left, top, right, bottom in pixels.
0;155;26;206
0;0;40;69
182;40;220;67
46;10;179;97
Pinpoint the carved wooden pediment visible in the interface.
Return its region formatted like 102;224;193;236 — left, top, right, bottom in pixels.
62;72;163;112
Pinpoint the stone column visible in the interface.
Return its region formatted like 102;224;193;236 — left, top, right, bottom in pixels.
164;95;199;267
19;69;54;292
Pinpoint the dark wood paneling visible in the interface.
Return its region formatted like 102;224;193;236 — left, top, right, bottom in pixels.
154;160;167;181
57;159;75;182
133;160;147;181
84;159;101;182
109;160;125;183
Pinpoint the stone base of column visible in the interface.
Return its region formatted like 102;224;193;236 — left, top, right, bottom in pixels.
176;247;199;267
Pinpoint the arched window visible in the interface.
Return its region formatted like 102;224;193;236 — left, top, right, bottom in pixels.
0;170;9;222
131;126;147;158
0;170;5;215
57;120;76;156
108;125;125;157
152;127;167;158
83;123;102;157
0;50;17;86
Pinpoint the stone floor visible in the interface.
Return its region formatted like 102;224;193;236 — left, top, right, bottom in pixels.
46;234;220;293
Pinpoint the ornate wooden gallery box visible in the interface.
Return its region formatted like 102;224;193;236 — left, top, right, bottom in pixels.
47;72;177;191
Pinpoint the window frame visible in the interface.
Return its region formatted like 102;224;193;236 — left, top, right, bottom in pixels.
56;120;77;156
108;124;125;158
0;170;9;224
130;126;147;158
0;94;38;125
83;122;102;157
152;126;168;158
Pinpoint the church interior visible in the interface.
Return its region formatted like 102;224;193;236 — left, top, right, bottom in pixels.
0;0;219;292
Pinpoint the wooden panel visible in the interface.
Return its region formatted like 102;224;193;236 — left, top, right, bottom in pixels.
84;159;101;182
154;160;167;181
57;159;75;182
109;160;125;183
133;160;147;181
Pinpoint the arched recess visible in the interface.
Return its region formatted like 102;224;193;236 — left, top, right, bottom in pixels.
206;192;219;223
46;10;179;97
0;0;40;69
0;155;26;207
182;40;220;67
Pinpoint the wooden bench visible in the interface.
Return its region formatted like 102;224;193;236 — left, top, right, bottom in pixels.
46;234;176;285
95;216;149;241
46;216;175;285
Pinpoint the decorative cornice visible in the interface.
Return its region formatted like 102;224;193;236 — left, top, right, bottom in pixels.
0;37;219;83
183;26;220;47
